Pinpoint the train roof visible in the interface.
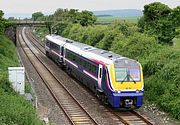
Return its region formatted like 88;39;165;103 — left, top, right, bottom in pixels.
46;34;138;65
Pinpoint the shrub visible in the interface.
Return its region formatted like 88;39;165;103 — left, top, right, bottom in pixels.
81;26;105;46
111;33;159;60
96;29;119;50
0;91;42;125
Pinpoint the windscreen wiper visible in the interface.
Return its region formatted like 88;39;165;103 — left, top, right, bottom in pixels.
120;75;128;84
120;74;137;84
128;75;137;84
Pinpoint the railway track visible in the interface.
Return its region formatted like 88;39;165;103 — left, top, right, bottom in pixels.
111;110;154;125
18;27;98;125
22;27;155;125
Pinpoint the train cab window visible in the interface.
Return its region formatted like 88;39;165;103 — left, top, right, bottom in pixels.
129;67;141;81
115;67;141;82
115;68;127;82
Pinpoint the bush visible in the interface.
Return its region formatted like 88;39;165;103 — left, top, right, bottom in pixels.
144;48;180;119
55;22;69;35
0;91;42;125
96;29;119;50
112;21;139;37
111;33;160;60
35;27;49;42
81;26;105;46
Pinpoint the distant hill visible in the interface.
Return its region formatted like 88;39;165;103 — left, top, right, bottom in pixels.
93;9;143;17
4;9;143;19
4;12;51;19
96;15;113;17
4;13;32;19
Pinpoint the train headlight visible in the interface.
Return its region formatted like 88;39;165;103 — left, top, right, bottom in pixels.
136;90;140;93
115;90;121;93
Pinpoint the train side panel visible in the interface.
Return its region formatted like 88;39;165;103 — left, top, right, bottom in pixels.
65;49;99;93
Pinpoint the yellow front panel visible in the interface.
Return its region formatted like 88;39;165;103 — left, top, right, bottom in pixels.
109;64;144;91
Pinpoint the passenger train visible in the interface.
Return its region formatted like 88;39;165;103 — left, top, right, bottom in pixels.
45;34;144;108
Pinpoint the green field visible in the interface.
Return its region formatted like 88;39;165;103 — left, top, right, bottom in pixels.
96;16;140;24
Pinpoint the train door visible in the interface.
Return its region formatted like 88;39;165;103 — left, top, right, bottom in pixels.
61;46;64;63
98;64;103;90
45;40;50;56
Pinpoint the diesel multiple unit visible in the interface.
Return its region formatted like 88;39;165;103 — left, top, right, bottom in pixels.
45;34;144;108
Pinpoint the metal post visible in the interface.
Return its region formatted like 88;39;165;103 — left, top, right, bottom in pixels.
14;26;17;46
50;27;52;35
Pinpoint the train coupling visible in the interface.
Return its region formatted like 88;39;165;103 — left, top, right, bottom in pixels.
125;99;133;107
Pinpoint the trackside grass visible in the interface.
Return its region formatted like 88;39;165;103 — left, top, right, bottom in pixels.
0;35;43;125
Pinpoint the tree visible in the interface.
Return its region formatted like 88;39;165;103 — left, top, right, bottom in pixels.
53;8;79;22
79;10;97;26
0;10;4;19
171;6;180;27
138;2;176;44
172;6;180;37
137;16;145;33
32;12;44;21
54;8;66;21
68;9;79;23
171;6;180;37
0;10;5;34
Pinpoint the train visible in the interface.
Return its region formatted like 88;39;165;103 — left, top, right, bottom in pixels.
45;34;144;109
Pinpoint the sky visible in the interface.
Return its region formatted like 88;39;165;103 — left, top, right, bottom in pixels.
0;0;179;17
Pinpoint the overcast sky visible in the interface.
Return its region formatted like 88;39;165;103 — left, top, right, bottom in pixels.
0;0;179;14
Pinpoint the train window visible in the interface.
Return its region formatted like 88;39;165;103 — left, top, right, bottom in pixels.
83;60;87;67
65;49;97;75
72;54;76;61
76;56;80;64
50;42;60;53
114;67;141;82
79;58;82;64
50;42;53;48
91;65;97;74
87;63;91;71
54;44;60;52
46;40;50;47
66;51;72;60
129;68;141;81
115;68;127;82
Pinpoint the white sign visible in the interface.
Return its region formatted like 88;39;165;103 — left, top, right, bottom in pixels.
8;67;25;95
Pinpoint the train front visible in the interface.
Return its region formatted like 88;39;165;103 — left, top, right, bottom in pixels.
107;58;144;108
